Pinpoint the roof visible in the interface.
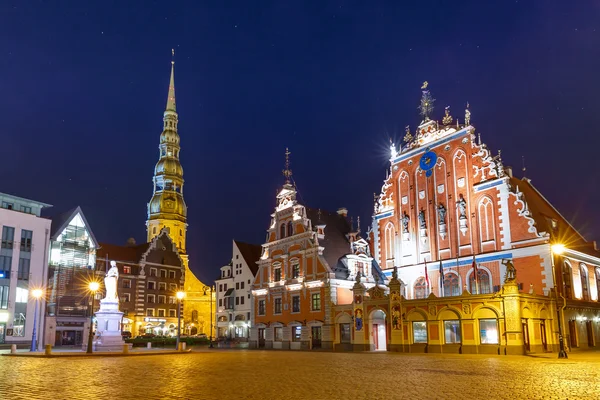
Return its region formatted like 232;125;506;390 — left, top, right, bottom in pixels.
234;240;262;276
49;206;99;247
510;177;600;258
97;242;151;264
305;207;352;270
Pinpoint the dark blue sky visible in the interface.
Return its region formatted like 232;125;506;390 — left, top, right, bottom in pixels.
1;1;599;283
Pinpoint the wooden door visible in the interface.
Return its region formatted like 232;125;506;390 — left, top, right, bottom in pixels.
522;320;530;352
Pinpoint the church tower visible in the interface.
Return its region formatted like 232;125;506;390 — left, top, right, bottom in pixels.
147;57;188;266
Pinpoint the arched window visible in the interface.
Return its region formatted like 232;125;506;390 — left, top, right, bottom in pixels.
384;223;395;268
287;221;294;237
443;273;460;297
562;261;572;299
469;270;491;294
414;277;427;299
478;197;495;245
280;223;286;239
152;227;157;234
191;310;198;322
580;264;589;301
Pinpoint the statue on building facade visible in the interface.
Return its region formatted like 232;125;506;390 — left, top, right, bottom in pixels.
401;211;410;233
457;194;467;220
502;259;517;282
437;203;446;225
418;209;426;229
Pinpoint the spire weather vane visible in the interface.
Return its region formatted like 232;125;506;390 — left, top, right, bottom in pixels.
418;81;435;121
283;147;293;184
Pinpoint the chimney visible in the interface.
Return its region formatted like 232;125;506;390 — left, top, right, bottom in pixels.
337;208;348;217
504;166;513;178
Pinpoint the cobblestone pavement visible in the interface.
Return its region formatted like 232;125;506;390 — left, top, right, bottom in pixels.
1;350;599;400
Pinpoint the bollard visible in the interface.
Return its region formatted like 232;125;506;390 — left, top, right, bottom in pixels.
178;342;183;352
45;344;52;355
147;342;152;349
122;344;129;354
10;344;17;354
182;342;186;351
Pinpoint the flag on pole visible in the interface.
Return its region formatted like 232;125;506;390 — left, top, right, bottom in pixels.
472;255;479;294
439;260;444;297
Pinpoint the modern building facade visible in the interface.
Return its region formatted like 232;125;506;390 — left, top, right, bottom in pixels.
145;58;214;336
249;151;386;350
97;230;184;336
0;192;52;347
216;240;261;341
44;206;98;347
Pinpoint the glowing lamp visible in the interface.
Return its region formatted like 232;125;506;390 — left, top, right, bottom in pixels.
31;289;43;299
176;291;185;300
89;281;100;292
551;244;565;255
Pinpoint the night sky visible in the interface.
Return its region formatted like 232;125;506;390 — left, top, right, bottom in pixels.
2;1;599;284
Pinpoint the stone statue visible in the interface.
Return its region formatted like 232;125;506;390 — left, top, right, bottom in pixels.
104;260;119;302
401;211;410;233
418;209;426;229
437;203;446;225
465;102;471;125
502;259;517;282
457;194;467;220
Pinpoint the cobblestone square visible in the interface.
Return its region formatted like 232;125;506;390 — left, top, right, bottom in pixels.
1;350;599;400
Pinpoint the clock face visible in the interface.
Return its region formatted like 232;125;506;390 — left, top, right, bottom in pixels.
419;150;437;177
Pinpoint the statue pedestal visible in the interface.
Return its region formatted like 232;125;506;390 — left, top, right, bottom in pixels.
94;299;128;351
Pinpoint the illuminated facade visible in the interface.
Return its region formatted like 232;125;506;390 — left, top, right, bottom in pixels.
96;231;184;337
44;206;98;347
0;193;52;348
249;150;386;350
358;84;600;353
145;57;214;337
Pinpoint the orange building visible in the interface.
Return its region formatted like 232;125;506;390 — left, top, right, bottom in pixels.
250;150;385;350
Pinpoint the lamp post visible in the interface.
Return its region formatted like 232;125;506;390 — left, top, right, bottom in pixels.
30;288;43;352
550;243;568;359
176;291;185;349
86;281;100;354
202;285;214;348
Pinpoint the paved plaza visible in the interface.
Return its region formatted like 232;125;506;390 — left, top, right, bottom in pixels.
1;350;599;399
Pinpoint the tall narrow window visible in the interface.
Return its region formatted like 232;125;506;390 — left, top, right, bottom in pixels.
287;221;294;237
580;264;589;301
292;295;300;313
1;226;15;248
596;268;600;301
414;277;427;299
17;258;30;280
478;197;495;244
291;262;300;279
443;273;460;297
384;223;395;268
311;293;321;311
280;224;286;239
273;266;281;281
563;261;573;299
274;298;282;314
20;230;33;252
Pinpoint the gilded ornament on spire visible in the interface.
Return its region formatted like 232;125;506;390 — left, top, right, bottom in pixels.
442;106;453;126
403;125;413;142
282;147;293;184
418;82;435;121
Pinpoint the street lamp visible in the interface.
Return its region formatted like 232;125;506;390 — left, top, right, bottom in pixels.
86;281;100;354
550;243;568;359
30;288;43;352
176;291;185;350
202;285;214;348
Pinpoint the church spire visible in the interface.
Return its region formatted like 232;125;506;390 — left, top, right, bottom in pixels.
282;147;293;184
166;49;176;113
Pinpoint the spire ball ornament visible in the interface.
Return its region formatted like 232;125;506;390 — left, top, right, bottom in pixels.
282;147;293;184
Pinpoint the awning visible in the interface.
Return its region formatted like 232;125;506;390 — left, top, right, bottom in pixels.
224;288;235;297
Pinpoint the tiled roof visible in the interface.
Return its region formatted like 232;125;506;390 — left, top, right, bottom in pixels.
510;177;600;258
97;242;149;264
305;207;352;270
234;240;262;276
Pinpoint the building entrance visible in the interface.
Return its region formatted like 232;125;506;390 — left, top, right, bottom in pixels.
311;326;322;349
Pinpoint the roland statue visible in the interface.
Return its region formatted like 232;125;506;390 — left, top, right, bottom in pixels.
104;260;119;302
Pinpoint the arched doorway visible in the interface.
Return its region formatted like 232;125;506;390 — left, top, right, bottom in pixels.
369;309;387;351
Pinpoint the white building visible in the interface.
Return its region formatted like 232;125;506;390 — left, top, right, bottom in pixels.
216;240;261;341
0;192;52;348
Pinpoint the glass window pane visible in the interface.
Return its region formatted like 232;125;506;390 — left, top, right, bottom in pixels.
413;321;427;343
340;323;351;343
444;320;461;343
479;319;499;344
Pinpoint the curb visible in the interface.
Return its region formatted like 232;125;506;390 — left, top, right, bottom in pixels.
2;349;192;358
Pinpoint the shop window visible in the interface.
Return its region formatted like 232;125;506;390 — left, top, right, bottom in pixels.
444;320;461;344
274;327;283;341
340;323;351;343
292;326;302;342
413;321;427;343
479;319;499;344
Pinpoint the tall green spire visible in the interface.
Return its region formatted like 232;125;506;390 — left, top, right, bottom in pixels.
166;50;176;112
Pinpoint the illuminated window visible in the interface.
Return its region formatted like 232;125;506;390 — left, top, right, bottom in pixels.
479;319;499;344
414;277;427;299
121;293;130;303
12;314;25;337
443;273;460;297
123;266;131;274
444;320;461;344
274;266;281;282
580;264;589;301
158;295;166;304
0;256;12;278
413;321;427;343
563;261;573;299
292;262;300;279
469;270;491;294
292;326;302;341
311;293;321;311
16;287;28;303
0;286;8;309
